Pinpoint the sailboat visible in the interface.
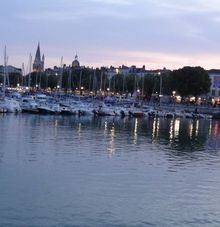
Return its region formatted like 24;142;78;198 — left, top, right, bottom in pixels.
0;46;21;113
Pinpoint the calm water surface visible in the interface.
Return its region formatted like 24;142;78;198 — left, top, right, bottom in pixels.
0;114;220;227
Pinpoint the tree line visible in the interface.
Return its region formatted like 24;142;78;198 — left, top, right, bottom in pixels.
0;66;211;100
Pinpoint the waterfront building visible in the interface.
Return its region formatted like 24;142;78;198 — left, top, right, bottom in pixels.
33;43;44;72
0;65;21;74
118;65;130;76
208;69;220;103
45;66;62;76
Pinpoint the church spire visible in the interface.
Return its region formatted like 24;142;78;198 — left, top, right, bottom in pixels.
33;42;44;72
35;42;41;62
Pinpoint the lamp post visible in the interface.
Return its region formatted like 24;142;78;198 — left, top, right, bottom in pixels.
107;87;110;96
107;72;113;95
56;85;60;98
80;86;84;95
172;90;176;104
158;72;162;105
159;72;162;96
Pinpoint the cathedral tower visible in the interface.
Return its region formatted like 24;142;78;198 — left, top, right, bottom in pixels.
33;42;44;72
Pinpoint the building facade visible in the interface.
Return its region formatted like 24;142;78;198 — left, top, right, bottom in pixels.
208;69;220;101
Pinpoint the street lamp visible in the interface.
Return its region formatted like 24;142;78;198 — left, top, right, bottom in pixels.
80;86;84;95
172;90;176;104
158;72;162;96
107;87;110;96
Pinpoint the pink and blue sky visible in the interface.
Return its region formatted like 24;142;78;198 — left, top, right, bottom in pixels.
1;0;220;69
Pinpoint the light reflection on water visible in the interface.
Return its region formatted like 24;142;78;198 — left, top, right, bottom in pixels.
0;114;220;226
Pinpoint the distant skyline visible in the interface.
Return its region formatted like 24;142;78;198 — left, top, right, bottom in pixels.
1;0;220;70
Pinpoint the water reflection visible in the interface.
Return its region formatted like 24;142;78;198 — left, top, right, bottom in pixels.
0;115;220;161
152;117;159;142
59;116;220;157
107;124;116;156
133;118;138;145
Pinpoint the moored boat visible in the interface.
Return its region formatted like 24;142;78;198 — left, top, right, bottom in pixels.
20;97;39;113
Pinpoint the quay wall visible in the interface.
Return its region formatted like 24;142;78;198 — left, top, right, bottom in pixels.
152;103;220;114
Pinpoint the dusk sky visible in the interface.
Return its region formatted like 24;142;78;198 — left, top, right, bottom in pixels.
1;0;220;70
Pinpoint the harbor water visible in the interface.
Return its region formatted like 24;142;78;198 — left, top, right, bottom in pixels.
0;114;220;226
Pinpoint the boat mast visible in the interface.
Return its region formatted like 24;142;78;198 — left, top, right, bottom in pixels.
3;46;7;97
100;70;103;92
21;62;25;87
141;73;144;102
79;70;82;91
58;56;63;90
6;56;10;87
66;68;71;92
28;54;32;90
92;69;97;95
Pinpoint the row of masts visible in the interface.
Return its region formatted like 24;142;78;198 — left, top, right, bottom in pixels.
2;49;162;100
2;47;32;92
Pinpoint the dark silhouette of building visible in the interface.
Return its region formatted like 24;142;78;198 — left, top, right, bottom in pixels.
33;43;44;72
72;54;80;69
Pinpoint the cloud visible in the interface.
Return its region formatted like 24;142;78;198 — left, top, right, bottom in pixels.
2;0;220;69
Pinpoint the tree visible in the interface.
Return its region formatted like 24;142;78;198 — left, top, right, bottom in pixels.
170;66;211;99
143;74;159;100
125;74;135;94
7;72;22;87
